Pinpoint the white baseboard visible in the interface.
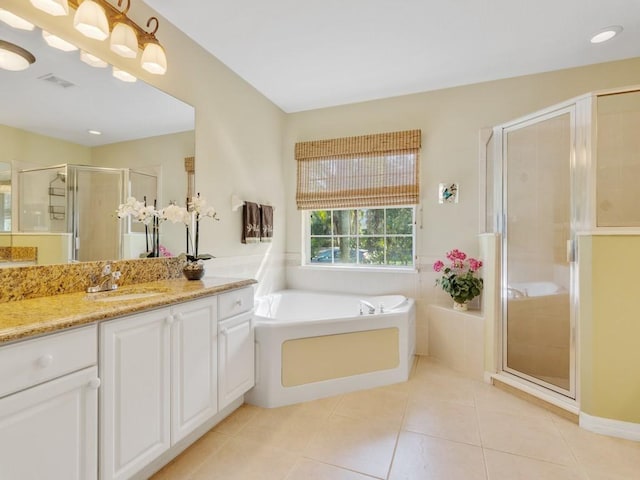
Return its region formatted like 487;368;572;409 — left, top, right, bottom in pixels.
484;371;495;384
580;412;640;441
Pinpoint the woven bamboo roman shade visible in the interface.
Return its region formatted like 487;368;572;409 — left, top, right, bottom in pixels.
295;129;421;210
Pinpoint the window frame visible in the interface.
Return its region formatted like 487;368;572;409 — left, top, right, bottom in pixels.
302;205;417;271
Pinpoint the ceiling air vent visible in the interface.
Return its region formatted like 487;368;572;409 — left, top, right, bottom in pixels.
37;73;76;89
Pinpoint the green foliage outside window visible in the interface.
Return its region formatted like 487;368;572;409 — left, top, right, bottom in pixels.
309;207;414;267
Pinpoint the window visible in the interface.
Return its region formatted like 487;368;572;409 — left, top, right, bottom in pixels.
296;129;420;269
307;207;415;268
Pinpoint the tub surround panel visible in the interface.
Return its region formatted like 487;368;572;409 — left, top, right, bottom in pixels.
0;257;185;303
282;328;399;387
0;247;37;263
428;305;485;381
0;277;256;345
247;290;415;407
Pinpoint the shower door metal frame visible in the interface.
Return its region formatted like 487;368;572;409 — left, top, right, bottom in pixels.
496;103;578;400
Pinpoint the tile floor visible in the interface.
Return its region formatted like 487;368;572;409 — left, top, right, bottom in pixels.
151;356;640;479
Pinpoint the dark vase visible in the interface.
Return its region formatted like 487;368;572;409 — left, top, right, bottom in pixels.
182;262;205;280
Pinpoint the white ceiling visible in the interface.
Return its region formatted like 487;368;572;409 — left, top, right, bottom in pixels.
0;20;193;147
143;0;640;113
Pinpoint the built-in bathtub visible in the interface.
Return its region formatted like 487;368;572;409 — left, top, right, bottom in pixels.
506;281;570;389
245;290;415;408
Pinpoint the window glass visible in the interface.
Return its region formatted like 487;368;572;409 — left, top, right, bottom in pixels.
307;207;415;268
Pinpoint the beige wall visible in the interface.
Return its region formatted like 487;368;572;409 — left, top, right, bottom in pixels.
4;0;288;293
0;124;91;170
284;57;640;263
580;235;640;424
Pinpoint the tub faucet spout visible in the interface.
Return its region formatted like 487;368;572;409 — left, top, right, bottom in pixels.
359;300;376;315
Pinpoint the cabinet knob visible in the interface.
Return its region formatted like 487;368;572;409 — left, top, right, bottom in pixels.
88;378;101;389
176;313;184;322
37;354;53;368
166;315;175;325
235;299;243;307
220;328;229;336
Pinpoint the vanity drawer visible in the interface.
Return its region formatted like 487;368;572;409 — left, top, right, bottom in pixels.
0;325;97;398
218;287;254;320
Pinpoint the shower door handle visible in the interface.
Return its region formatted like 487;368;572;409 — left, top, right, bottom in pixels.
566;239;575;263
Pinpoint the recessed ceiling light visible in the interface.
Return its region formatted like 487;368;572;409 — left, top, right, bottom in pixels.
0;9;35;31
590;25;623;44
88;129;102;135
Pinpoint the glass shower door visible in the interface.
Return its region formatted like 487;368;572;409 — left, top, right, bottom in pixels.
502;108;575;397
72;167;124;262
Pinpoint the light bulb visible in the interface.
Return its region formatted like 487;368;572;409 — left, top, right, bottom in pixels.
74;0;109;41
110;22;138;58
141;42;167;75
30;0;69;17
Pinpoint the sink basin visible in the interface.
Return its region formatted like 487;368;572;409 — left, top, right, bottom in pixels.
87;288;167;303
92;292;163;302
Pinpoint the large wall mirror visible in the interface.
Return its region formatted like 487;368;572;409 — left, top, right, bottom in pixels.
0;10;194;266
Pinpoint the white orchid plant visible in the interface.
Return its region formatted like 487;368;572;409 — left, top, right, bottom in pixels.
117;194;219;261
116;196;162;257
161;193;219;263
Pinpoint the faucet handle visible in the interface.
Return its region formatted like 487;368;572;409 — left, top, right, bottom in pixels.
102;262;112;275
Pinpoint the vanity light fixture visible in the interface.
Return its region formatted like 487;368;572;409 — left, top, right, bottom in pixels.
73;0;109;41
0;40;36;71
27;0;169;74
590;25;623;44
112;66;136;82
42;30;78;52
140;17;166;75
80;50;107;67
0;9;35;31
30;0;69;17
110;0;137;58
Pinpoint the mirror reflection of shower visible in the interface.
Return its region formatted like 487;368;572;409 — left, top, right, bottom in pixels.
18;164;158;263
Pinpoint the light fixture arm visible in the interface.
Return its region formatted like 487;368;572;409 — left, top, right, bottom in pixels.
116;0;130;15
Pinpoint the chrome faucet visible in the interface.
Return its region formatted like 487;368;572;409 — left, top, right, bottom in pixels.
359;300;376;315
87;262;121;293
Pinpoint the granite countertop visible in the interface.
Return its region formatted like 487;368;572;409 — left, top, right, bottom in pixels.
0;277;256;345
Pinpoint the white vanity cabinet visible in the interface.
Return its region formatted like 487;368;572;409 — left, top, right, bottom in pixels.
100;307;172;480
0;325;99;480
100;296;219;480
218;287;255;410
171;297;219;443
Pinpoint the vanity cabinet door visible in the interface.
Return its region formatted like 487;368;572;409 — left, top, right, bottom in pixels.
171;296;218;444
100;308;171;480
0;366;98;480
218;311;255;410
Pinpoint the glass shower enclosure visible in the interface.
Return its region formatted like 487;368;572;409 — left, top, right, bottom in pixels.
490;105;577;398
488;86;640;399
18;164;157;263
